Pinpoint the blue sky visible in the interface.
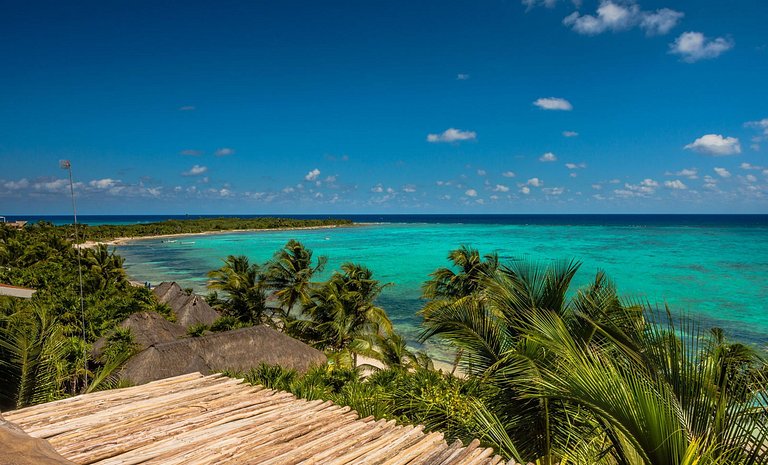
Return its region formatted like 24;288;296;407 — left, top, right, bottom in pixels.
1;0;766;214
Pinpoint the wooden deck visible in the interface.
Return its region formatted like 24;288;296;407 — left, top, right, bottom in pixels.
5;373;511;465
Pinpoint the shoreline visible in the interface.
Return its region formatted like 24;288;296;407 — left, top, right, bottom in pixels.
79;224;354;248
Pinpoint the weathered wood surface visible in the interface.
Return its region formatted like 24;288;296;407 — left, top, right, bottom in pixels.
5;373;503;465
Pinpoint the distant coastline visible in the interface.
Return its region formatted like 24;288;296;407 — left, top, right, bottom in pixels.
83;223;354;248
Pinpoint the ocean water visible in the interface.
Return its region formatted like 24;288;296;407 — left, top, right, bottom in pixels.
110;215;768;356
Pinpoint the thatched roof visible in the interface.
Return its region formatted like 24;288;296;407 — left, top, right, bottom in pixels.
0;413;73;464
119;325;327;385
5;373;508;464
91;311;186;358
152;282;218;329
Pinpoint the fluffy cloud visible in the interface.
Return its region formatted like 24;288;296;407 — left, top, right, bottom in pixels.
215;147;235;157
542;187;565;195
3;178;29;190
533;97;572;111
522;0;559;8
89;178;119;189
669;32;733;62
465;189;478;197
493;184;510;192
182;165;208;176
304;168;321;181
502;171;516;178
527;177;543;187
477;169;487;176
684;134;741;156
666;168;698;179
403;185;417;193
745;118;768;136
615;178;658;198
563;1;683;36
539;152;558;162
565;162;586;169
714;167;731;178
427;128;477;143
520;186;531;195
664;179;687;190
562;131;579;137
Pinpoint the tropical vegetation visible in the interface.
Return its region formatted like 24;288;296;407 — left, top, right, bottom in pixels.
2;221;767;465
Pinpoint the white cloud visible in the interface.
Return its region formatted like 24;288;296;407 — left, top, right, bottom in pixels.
304;168;321;181
565;162;586;169
457;73;470;80
542;187;565;195
684;134;741;156
616;178;658;197
714;167;731;178
745;118;768;136
539;152;558;162
640;8;685;36
493;184;510;192
641;178;659;187
563;1;683;36
3;178;29;190
522;0;560;8
670;32;733;62
664;179;687;190
403;185;417;193
465;189;478;197
562;131;579;137
533;97;572;111
215;147;234;157
477;169;487;176
182;165;208;176
740;163;764;171
370;184;384;193
591;184;602;190
527;177;543;187
89;178;119;189
502;171;516;178
746;174;758;183
520;186;531;195
666;168;698;179
282;186;295;193
427;128;477;143
179;105;195;111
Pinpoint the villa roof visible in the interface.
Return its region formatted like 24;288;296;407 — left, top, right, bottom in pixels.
0;283;36;299
4;373;507;465
152;281;219;329
91;311;186;359
118;325;327;385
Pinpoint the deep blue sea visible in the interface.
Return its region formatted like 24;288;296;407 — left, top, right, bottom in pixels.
12;214;768;357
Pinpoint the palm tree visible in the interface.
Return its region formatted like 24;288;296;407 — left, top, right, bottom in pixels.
421;245;498;312
207;255;271;325
265;240;327;319
298;263;393;367
420;256;768;464
84;244;127;291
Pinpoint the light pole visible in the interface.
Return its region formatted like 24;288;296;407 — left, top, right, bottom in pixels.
60;160;88;390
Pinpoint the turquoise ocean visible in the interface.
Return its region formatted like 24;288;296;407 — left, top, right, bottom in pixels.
93;214;768;357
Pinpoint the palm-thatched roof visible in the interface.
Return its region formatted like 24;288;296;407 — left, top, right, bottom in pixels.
152;282;218;329
5;373;508;464
119;325;326;385
0;413;73;464
91;311;186;359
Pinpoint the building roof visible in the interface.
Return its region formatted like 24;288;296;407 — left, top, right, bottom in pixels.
118;325;327;385
0;283;36;299
4;373;507;465
91;311;187;359
152;281;219;329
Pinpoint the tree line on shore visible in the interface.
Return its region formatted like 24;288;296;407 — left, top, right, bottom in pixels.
1;221;767;464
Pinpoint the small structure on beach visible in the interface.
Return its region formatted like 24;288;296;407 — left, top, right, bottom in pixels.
0;283;36;299
119;325;326;385
152;281;219;329
4;372;508;464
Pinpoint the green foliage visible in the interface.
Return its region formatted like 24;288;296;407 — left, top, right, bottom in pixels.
209;315;247;332
186;323;209;337
71;217;352;242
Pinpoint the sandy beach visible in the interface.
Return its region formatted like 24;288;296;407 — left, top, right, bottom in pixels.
78;223;354;249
